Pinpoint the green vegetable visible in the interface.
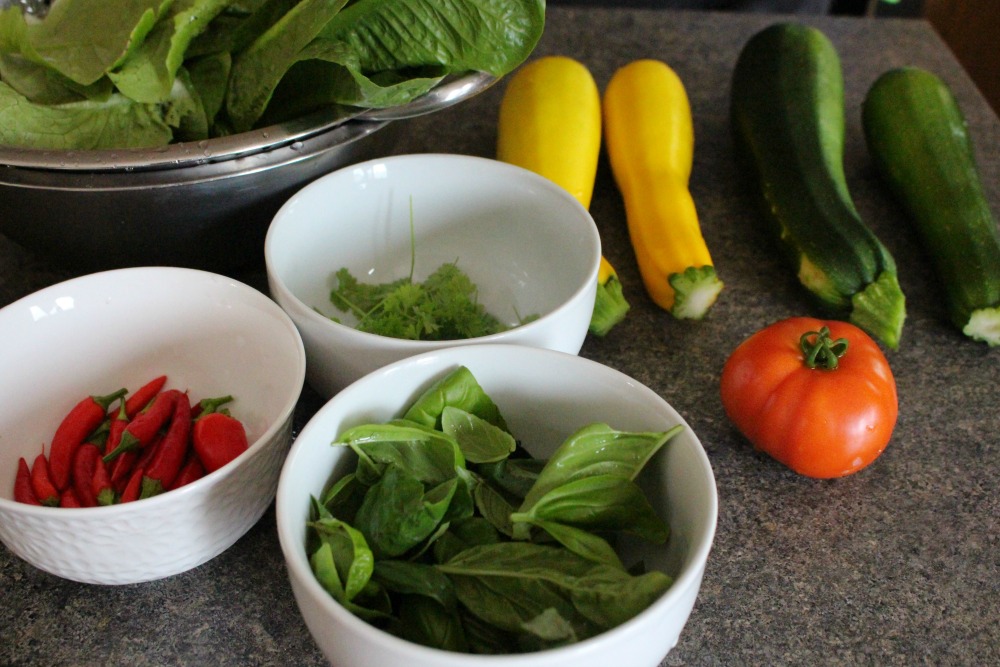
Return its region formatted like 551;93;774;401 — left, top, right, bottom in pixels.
862;67;1000;346
403;365;508;432
329;262;516;341
729;22;906;349
0;0;544;148
305;365;682;654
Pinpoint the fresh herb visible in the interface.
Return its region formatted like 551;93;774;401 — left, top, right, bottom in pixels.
306;366;682;654
0;0;545;149
328;202;533;341
329;262;516;341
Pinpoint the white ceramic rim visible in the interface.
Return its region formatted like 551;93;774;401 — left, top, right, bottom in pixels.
263;153;603;352
276;344;718;664
0;266;307;517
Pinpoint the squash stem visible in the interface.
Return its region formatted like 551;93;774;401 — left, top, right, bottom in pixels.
667;265;724;320
589;275;630;336
850;270;906;350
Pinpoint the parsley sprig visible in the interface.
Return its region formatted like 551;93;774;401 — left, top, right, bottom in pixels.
328;202;532;341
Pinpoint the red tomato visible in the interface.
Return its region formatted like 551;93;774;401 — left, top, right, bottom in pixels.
720;317;898;479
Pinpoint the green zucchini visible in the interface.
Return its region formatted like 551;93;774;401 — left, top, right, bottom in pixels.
730;22;906;349
862;67;1000;347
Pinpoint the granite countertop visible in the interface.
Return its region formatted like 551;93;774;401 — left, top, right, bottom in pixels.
2;7;998;666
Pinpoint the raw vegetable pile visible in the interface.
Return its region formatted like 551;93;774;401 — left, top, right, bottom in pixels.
306;365;680;653
0;0;545;149
13;375;250;506
492;18;1000;480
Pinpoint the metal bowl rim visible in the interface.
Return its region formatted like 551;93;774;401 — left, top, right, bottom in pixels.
0;72;495;173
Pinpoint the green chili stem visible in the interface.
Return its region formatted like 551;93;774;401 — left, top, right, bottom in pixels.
800;326;849;370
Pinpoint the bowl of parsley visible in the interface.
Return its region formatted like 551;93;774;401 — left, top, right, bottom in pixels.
264;153;602;398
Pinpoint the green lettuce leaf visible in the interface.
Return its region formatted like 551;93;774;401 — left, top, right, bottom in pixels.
0;79;171;148
224;0;349;132
17;0;168;86
109;0;232;103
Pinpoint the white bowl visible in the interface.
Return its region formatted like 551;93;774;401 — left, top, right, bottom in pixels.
264;153;601;398
276;344;717;667
0;267;306;584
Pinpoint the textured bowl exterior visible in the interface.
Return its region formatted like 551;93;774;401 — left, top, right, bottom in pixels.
276;344;718;667
265;154;601;398
0;416;293;584
0;268;306;584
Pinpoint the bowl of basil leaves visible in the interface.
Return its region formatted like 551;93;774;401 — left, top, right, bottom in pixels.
0;0;544;271
276;344;718;666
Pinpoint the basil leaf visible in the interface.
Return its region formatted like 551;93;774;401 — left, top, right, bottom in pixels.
436;542;596;638
474;456;545;501
520;607;578;647
519;423;682;513
462;613;517;655
442;406;516;464
373;560;456;610
309;516;375;602
520;518;624;570
397;595;468;652
320;471;365;523
403;366;508;432
432;516;501;564
571;567;673;630
513;475;670;545
336;421;464;485
438;542;672;635
354;464;458;558
473;480;516;538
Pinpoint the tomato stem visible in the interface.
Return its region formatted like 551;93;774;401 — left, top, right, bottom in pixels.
800;326;849;370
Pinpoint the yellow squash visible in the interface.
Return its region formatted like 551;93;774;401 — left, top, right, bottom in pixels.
496;55;629;336
603;59;722;319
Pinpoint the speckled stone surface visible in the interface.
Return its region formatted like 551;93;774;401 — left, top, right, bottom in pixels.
2;7;998;666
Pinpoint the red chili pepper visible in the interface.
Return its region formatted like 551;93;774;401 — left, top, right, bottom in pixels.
104;400;129;457
110;449;138;494
48;388;127;491
119;465;145;504
193;412;249;474
190;395;232;421
60;487;81;508
14;457;41;505
111;426;165;493
125;375;168;420
30;451;60;507
86;418;111;450
167;455;205;491
72;444;102;507
103;389;180;463
91;456;116;506
140;392;192;499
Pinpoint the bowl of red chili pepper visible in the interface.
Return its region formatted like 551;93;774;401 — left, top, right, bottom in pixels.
0;267;306;584
265;153;602;399
275;344;718;666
